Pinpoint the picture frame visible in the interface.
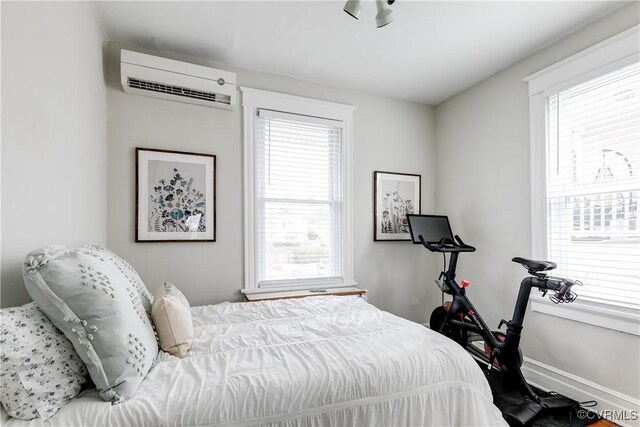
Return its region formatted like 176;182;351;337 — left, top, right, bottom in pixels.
136;147;216;242
373;171;421;241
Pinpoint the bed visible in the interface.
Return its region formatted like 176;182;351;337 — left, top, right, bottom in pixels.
1;295;506;426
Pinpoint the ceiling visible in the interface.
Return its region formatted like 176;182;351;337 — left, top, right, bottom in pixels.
95;1;628;105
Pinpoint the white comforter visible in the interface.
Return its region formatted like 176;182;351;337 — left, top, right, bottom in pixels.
2;296;506;426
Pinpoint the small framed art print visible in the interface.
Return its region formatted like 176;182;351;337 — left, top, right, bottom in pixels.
374;171;421;241
136;148;216;242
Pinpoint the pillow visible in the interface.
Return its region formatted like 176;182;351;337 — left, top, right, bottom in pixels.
0;302;88;420
22;245;158;403
83;245;154;313
151;282;193;358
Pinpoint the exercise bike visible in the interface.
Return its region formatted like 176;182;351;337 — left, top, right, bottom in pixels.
407;214;581;426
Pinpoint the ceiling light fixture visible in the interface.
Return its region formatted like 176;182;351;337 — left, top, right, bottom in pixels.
343;0;362;20
374;0;394;28
343;0;395;28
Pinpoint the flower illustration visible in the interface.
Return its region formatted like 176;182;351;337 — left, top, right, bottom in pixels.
148;168;206;232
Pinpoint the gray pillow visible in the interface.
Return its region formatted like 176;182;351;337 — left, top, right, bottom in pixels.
88;245;154;313
22;245;158;403
0;302;88;420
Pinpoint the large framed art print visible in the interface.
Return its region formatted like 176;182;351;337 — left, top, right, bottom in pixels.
136;148;216;242
374;171;421;241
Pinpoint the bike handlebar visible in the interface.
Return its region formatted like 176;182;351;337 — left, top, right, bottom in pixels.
418;231;580;305
537;276;581;304
418;235;476;253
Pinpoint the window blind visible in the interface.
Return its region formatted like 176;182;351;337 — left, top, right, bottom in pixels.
546;61;640;308
255;109;344;288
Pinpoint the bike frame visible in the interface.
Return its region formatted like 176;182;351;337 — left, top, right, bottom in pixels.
438;251;562;400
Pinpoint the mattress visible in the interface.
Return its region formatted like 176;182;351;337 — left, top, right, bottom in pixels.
1;296;507;426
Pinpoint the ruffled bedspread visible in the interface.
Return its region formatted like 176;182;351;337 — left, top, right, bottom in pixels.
2;296;506;426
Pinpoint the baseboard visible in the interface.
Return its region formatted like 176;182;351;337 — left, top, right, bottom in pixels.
522;357;640;427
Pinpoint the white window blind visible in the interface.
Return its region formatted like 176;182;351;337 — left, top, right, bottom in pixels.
255;109;344;288
546;61;640;308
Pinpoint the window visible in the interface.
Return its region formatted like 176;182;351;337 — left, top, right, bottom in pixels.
256;111;343;286
241;88;355;291
527;26;640;334
546;62;639;308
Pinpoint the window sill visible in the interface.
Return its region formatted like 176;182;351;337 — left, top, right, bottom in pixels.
244;287;366;302
530;294;640;336
242;281;359;295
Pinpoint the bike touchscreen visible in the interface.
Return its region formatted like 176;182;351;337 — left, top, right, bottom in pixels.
407;215;454;244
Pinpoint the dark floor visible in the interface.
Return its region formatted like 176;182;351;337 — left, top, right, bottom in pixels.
485;368;603;427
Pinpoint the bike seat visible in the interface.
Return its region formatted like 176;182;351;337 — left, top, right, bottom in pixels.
512;257;556;273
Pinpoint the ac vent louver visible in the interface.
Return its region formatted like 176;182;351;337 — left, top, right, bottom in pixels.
127;78;231;105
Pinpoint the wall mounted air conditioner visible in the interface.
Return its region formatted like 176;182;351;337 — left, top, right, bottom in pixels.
121;50;236;110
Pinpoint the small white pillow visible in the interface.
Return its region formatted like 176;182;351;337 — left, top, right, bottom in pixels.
151;283;193;358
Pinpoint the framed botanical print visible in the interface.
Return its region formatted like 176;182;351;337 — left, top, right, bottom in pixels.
136;148;216;242
374;171;421;241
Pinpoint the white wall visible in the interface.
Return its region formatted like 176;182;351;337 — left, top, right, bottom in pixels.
106;43;437;322
434;3;639;398
0;2;108;308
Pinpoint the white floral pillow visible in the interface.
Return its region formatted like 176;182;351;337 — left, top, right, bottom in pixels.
0;302;88;420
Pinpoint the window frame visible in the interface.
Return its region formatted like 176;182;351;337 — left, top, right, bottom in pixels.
525;25;640;335
240;87;356;293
